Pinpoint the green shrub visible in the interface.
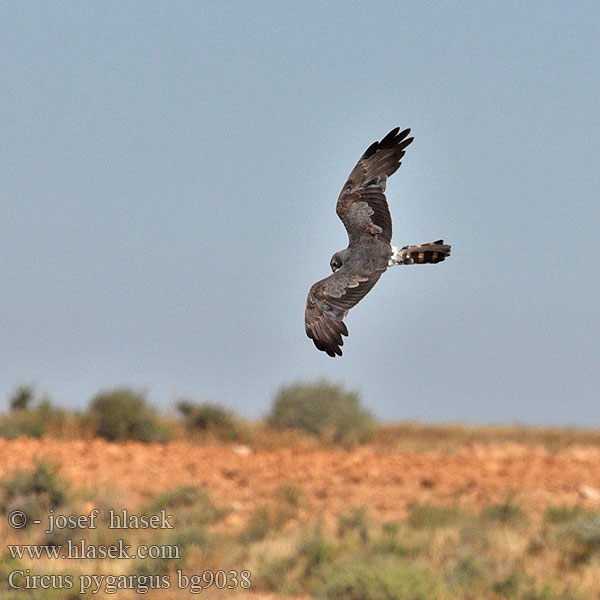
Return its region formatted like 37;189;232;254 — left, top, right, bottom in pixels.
176;400;241;440
0;391;68;440
314;557;449;600
145;485;209;510
0;460;70;527
241;505;275;543
371;521;412;557
134;485;217;573
408;504;463;529
267;380;374;445
338;506;369;543
544;504;588;524
256;557;294;593
0;555;24;593
480;499;526;525
298;519;337;575
87;388;169;442
492;568;532;599
240;503;294;544
519;584;580;600
0;412;45;439
142;485;218;527
277;482;303;509
9;385;35;412
561;513;600;564
168;526;211;550
447;555;487;588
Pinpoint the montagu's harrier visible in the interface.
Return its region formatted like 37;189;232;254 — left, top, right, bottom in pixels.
305;127;451;357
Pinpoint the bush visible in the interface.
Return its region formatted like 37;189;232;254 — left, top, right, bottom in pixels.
338;506;370;543
371;521;412;557
176;400;241;440
480;499;526;525
561;513;600;564
492;568;532;599
134;485;218;573
267;381;374;445
0;460;70;527
240;502;296;544
256;557;295;593
277;482;303;509
87;388;169;442
241;505;277;543
0;390;68;440
544;504;588;524
314;557;449;600
9;385;35;412
408;504;463;529
0;412;46;439
142;485;218;527
299;519;337;575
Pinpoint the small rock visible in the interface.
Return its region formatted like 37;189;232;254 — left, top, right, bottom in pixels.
579;485;600;501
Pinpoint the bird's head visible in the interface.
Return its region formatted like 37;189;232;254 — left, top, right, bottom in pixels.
330;251;344;273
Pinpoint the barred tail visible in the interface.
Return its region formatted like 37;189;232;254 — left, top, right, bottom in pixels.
389;240;451;266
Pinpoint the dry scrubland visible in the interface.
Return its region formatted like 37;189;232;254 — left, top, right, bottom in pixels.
2;384;600;599
3;428;600;599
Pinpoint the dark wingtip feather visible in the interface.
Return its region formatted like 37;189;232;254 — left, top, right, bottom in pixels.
305;309;348;357
362;140;379;160
361;127;413;161
379;126;400;146
399;136;414;151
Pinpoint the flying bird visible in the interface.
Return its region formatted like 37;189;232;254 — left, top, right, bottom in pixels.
305;127;451;357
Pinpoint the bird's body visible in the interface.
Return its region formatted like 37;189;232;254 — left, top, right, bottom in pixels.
305;127;451;357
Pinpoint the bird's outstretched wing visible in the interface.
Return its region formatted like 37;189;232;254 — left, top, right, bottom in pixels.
305;127;414;357
336;127;413;245
305;267;382;357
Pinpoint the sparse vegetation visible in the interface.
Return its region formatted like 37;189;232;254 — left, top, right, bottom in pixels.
277;481;304;508
267;380;374;445
298;518;337;575
9;385;35;412
87;387;170;442
338;506;370;543
0;388;69;439
240;500;298;543
0;460;70;527
560;513;600;564
408;503;464;529
544;504;589;524
481;498;527;525
315;557;449;600
3;383;600;597
142;485;219;526
0;453;599;599
176;399;242;440
3;382;600;454
373;421;600;453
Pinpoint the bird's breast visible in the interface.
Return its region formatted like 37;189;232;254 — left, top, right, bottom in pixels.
347;237;391;272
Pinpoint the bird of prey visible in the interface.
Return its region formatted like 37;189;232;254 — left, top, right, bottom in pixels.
305;127;451;357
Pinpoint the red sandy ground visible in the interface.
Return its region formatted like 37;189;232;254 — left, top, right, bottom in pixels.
2;438;600;523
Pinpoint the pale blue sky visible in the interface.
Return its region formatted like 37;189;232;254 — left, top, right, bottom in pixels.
2;2;599;424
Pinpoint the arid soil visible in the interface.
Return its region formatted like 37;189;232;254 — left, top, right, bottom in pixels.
2;438;600;522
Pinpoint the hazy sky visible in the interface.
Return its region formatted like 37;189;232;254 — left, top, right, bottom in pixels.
2;2;599;425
